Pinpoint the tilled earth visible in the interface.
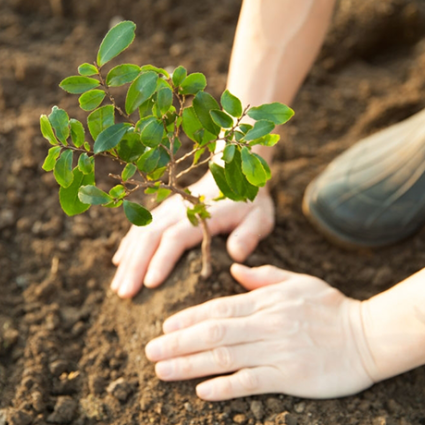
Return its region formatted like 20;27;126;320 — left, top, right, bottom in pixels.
1;0;425;424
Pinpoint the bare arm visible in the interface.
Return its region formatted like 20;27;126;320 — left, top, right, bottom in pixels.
228;0;336;161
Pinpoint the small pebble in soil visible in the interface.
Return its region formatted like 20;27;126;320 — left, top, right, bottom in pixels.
107;377;132;402
230;400;248;413
31;391;44;412
233;413;247;424
250;400;264;420
266;397;284;413
80;395;106;421
294;402;306;413
0;209;16;230
47;397;77;424
7;409;32;425
184;402;192;412
275;411;298;425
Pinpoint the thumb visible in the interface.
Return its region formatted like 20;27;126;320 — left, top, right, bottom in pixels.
227;206;274;262
230;263;295;291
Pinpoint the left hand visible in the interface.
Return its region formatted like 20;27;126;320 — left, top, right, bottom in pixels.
145;264;374;401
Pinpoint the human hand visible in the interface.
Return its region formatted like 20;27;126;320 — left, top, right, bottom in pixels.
110;173;275;298
145;264;375;400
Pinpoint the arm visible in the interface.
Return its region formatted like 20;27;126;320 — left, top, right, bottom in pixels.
361;268;425;382
228;0;336;162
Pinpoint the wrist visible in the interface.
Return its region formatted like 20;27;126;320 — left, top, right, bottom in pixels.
360;269;425;382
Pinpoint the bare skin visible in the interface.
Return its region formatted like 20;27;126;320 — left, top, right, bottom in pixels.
146;265;425;401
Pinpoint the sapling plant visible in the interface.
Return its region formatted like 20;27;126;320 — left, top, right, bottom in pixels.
40;20;294;279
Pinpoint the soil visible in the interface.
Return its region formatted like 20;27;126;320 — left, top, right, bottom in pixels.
1;0;425;424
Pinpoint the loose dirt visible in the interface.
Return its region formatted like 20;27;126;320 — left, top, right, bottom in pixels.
1;0;425;424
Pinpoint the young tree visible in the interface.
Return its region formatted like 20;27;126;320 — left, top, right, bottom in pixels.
40;21;294;279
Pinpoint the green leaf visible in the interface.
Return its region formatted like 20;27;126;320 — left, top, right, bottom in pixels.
238;123;252;134
59;167;95;216
221;89;243;118
180;73;206;95
225;149;258;200
244;120;274;141
97;20;136;67
40;115;59;145
94;123;129;154
193;91;221;136
123;200;152;226
253;152;271;180
222;144;235;163
78;185;113;205
137;148;160;173
135;116;156;133
210;109;233;129
77;153;94;175
87;105;114;140
234;131;244;142
138;98;154;118
84;142;91;151
249;133;280;147
172;66;187;87
141;119;164;148
109;184;126;199
78;63;98;76
140;64;170;78
209;162;242;202
157;87;173;115
106;64;141;87
122;163;137;181
54;149;74;188
247;103;294;125
48;106;69;145
70;119;85;147
78;89;106;111
241;146;267;187
187;208;199;226
59;76;100;94
42;146;62;171
125;71;158;115
180;107;215;146
103;200;123;209
156;188;171;203
194;147;205;165
116;131;145;162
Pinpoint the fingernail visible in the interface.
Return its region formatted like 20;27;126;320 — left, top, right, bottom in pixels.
196;382;212;399
145;341;162;360
156;361;172;378
144;270;160;287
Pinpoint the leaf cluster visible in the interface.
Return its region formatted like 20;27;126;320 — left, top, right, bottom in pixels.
40;20;294;228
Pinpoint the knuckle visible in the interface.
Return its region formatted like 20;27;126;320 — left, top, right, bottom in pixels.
177;356;192;375
212;346;234;370
204;320;225;344
167;335;180;356
268;314;288;333
210;300;233;318
238;369;259;391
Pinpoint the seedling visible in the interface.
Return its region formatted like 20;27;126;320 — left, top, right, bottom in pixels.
40;21;294;279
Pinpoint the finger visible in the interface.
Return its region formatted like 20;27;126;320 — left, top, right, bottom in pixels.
227;206;274;262
112;226;137;266
146;316;264;362
230;263;296;291
196;366;281;401
154;342;267;381
162;291;258;333
111;230;162;298
143;220;204;288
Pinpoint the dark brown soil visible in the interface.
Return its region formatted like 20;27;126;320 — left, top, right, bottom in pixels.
1;0;425;424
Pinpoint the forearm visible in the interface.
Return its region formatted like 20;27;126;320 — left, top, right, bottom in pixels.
228;0;336;162
360;268;425;382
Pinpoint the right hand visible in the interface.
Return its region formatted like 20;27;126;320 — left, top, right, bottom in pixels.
110;172;275;298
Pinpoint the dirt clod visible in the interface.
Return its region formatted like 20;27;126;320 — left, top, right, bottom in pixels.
250;400;264;420
47;397;77;424
106;377;132;402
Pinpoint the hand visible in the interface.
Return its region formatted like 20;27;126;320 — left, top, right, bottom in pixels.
145;264;374;400
110;173;275;298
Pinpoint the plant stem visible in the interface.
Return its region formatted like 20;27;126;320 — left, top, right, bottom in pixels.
199;217;212;279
